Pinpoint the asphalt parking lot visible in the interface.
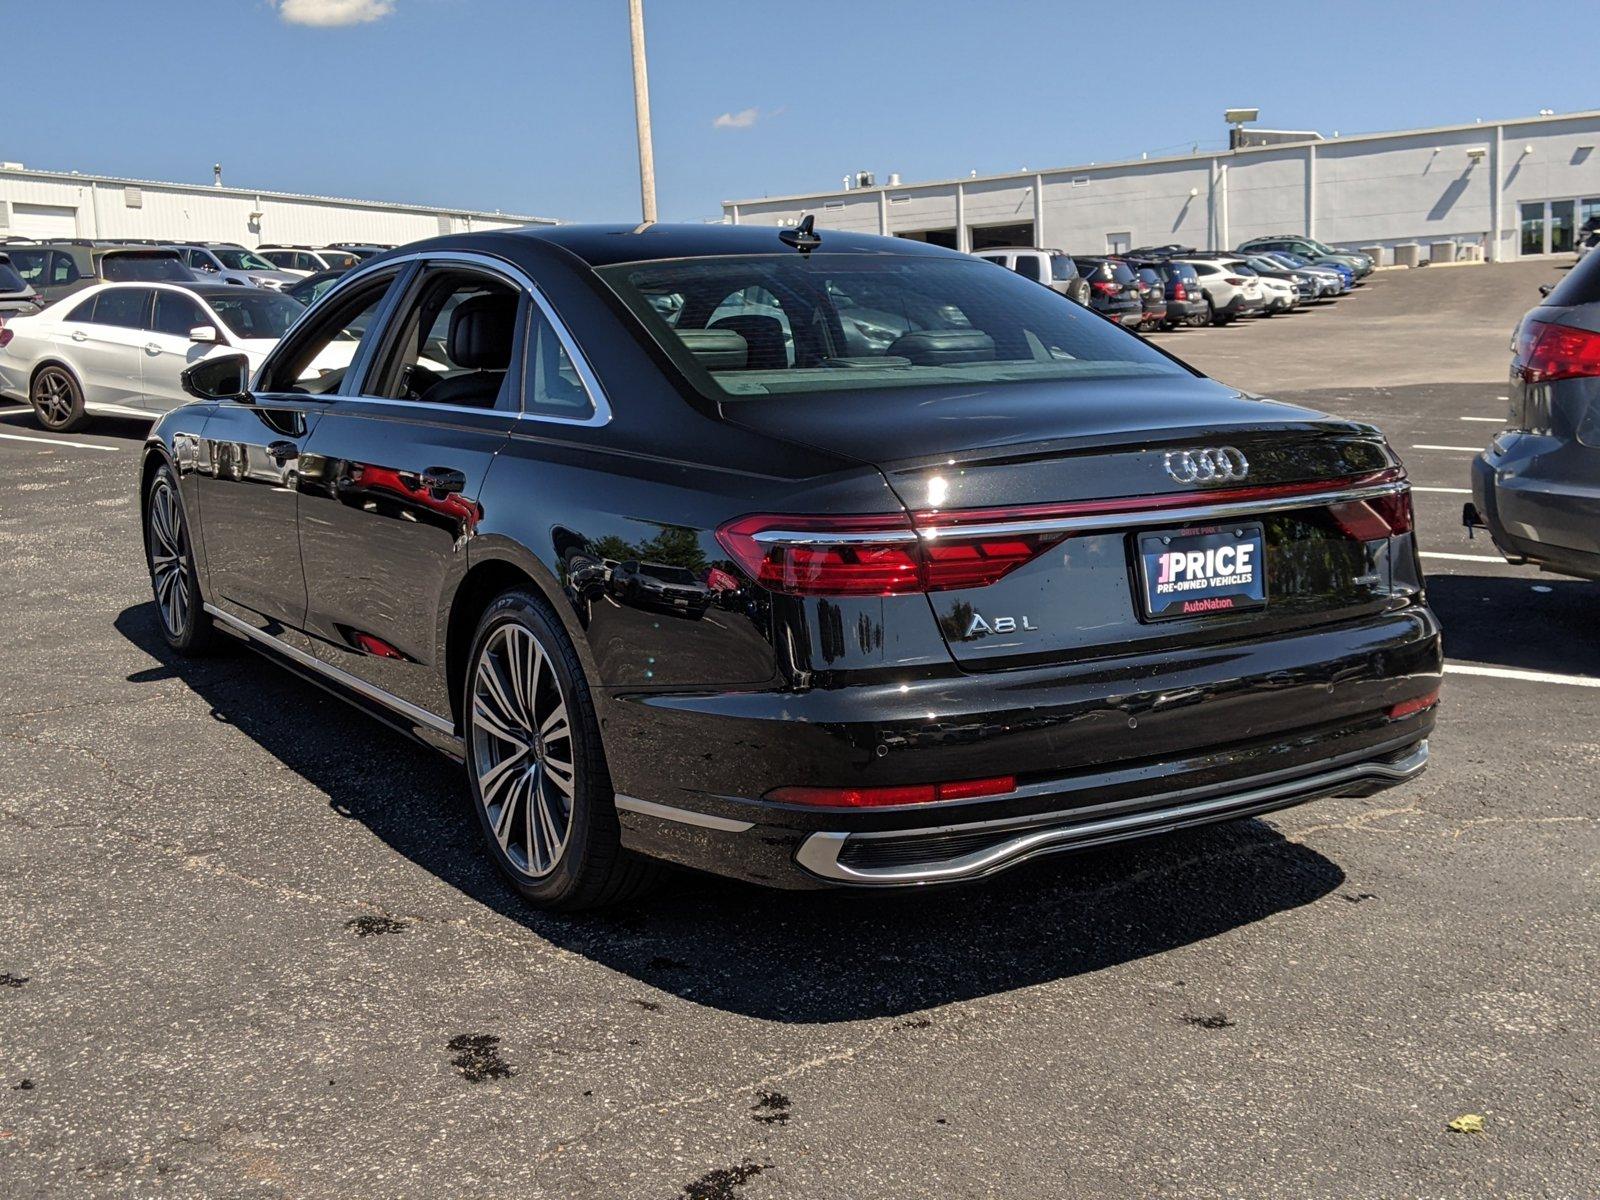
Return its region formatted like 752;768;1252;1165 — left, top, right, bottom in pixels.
2;261;1596;1199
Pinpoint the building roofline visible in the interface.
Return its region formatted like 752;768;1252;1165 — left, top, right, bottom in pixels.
0;164;559;225
722;108;1600;210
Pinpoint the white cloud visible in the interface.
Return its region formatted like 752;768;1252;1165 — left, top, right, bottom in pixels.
713;107;761;131
274;0;396;27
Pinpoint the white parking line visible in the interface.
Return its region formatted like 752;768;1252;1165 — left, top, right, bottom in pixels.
1446;662;1600;689
1412;486;1471;494
0;430;119;452
1459;416;1503;423
1412;444;1484;453
1420;551;1510;563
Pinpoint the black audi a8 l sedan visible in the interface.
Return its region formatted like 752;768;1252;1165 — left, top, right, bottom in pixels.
142;223;1441;909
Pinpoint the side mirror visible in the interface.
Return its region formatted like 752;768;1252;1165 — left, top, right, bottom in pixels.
189;324;219;344
181;352;251;401
1539;283;1555;297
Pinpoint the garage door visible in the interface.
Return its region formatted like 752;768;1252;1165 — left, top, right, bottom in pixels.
10;202;79;239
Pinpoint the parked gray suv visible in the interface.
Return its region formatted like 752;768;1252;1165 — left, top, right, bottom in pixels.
1470;259;1600;579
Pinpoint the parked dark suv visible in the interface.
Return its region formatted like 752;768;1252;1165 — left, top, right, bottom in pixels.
1470;256;1600;579
0;252;45;322
144;223;1439;909
2;242;194;306
1071;256;1143;327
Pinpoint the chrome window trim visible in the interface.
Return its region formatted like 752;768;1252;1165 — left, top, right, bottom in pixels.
266;248;612;427
794;740;1430;885
203;603;459;741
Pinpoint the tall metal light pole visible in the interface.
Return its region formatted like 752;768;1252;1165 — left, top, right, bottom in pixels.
628;0;658;223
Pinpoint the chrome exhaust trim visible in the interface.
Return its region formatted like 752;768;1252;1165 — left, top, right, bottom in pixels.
794;740;1429;885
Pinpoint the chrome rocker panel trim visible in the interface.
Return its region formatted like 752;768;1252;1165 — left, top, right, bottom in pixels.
794;740;1430;885
203;603;460;744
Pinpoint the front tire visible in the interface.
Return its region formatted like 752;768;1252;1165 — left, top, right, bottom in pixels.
463;590;659;909
145;464;217;655
31;365;88;432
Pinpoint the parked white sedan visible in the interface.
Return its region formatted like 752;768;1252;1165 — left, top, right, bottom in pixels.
0;281;348;430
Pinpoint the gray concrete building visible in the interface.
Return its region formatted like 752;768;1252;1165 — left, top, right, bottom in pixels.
723;110;1600;263
0;163;556;246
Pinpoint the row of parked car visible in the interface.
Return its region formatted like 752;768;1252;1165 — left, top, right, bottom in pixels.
976;234;1376;331
0;237;392;429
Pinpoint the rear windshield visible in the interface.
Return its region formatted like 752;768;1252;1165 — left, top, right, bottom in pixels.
1165;263;1199;282
1049;255;1078;281
1543;248;1600;307
599;253;1186;400
0;261;25;292
207;291;304;340
640;563;696;583
101;253;192;283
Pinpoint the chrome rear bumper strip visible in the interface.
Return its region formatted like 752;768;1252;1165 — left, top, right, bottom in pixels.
794;740;1429;885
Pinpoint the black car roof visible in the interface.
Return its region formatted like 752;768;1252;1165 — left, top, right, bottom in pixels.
365;223;972;271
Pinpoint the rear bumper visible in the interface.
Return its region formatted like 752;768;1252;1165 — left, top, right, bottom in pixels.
1472;439;1600;579
608;604;1442;889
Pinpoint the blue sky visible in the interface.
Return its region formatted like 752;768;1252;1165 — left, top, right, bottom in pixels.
4;0;1590;222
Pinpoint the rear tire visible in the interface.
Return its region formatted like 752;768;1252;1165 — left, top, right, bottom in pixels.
31;365;88;432
463;590;661;910
145;464;218;655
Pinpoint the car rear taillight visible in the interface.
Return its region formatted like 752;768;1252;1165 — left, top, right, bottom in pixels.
1225;276;1248;285
0;326;12;349
1515;319;1600;383
1327;488;1414;540
716;513;1064;596
1170;282;1187;300
767;775;1017;808
1090;279;1120;295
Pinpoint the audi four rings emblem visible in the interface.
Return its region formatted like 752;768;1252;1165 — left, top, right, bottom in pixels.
1163;446;1250;485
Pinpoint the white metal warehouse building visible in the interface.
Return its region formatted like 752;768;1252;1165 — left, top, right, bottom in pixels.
0;164;556;246
723;110;1600;264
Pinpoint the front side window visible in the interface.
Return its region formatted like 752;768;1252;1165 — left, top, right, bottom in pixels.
207;291;303;340
365;267;523;410
601;252;1186;401
7;249;47;283
152;290;208;337
261;271;399;395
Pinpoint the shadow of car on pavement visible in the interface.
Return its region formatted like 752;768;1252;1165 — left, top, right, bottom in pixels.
117;601;1346;1024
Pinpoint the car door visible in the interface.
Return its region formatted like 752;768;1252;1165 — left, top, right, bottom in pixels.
192;265;407;640
142;288;228;412
294;255;531;718
69;286;151;411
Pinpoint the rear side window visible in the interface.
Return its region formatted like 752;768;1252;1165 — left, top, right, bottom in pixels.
1013;256;1042;282
1543;248;1600;307
91;288;152;329
600;252;1187;401
51;252;83;285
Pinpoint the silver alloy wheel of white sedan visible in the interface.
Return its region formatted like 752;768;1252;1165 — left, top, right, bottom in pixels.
469;621;576;878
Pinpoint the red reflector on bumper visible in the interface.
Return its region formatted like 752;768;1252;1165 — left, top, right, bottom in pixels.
1387;688;1439;720
768;775;1017;808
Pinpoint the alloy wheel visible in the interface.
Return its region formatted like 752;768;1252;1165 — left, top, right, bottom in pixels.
34;370;75;427
147;477;191;638
470;622;575;878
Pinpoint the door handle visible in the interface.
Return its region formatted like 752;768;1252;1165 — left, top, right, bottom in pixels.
144;342;161;355
419;466;466;497
71;331;87;342
265;440;300;466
